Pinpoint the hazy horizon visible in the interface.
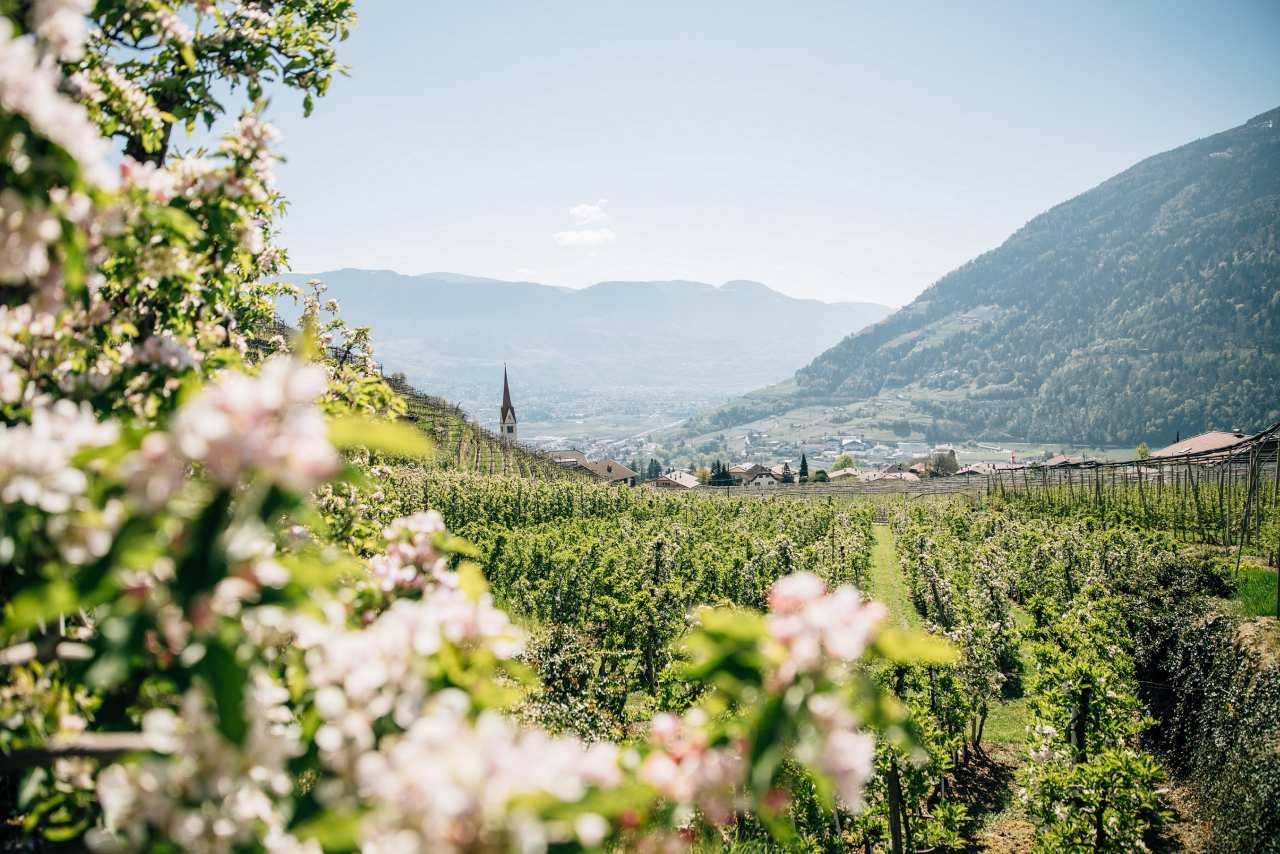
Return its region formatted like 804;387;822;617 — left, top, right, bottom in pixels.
293;267;895;307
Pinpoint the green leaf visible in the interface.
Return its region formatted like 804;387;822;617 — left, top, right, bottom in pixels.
292;809;364;852
180;43;197;71
697;606;766;641
199;641;247;745
4;581;78;633
456;561;489;601
142;206;203;241
873;626;958;666
748;693;788;792
328;416;432;458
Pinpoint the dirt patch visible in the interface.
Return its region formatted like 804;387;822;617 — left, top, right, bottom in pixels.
944;745;1031;852
947;745;1019;822
970;814;1035;853
1149;782;1213;853
1235;616;1280;666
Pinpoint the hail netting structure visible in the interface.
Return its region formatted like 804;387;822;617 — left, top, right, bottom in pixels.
983;421;1280;549
254;319;578;480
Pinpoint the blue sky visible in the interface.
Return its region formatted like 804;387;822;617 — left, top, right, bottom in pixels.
248;1;1280;306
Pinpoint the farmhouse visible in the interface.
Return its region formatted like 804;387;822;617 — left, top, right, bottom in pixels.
1151;430;1248;459
549;449;637;485
655;470;699;489
728;463;767;485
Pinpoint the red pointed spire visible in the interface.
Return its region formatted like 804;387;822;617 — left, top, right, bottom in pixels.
500;365;516;423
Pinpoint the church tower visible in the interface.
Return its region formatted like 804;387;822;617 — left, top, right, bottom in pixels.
499;366;518;444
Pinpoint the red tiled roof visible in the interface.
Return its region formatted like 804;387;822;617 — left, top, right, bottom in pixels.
585;459;637;482
1151;431;1247;458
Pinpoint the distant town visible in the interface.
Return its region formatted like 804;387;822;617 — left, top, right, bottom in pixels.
492;368;1250;489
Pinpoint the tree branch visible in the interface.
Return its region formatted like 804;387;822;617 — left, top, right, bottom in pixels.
0;636;93;667
1;733;167;771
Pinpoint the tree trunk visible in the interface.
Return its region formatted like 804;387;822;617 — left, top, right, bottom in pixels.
1071;687;1091;765
887;756;905;854
1093;786;1109;852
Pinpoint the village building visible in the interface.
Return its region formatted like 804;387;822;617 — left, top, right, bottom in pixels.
584;459;638;486
768;462;794;482
549;448;637;485
745;471;780;488
1043;454;1084;467
728;463;767;485
655;470;699;489
498;366;517;444
550;449;589;467
827;467;860;482
1151;430;1249;459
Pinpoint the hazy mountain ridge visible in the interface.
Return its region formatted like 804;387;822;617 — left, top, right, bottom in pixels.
689;107;1280;446
278;270;892;412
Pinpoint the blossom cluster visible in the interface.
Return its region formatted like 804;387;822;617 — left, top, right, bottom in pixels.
353;690;622;852
640;710;745;825
765;571;888;684
31;0;91;60
0;17;111;184
0;189;62;284
88;675;312;854
297;571;525;771
0;399;118;514
803;693;877;808
367;510;448;591
170;355;338;494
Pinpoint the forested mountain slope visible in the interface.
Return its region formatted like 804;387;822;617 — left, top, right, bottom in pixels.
702;107;1280;446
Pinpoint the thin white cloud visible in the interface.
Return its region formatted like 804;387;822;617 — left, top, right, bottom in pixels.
553;227;616;247
570;199;609;225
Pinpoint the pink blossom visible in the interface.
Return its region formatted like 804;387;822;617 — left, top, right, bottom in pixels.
0;23;111;185
640;711;744;825
0;399;118;513
819;729;876;808
172;356;337;493
765;573;888;683
767;571;827;614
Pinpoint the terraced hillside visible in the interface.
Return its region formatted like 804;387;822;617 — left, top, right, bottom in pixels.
255;319;577;480
382;374;578;479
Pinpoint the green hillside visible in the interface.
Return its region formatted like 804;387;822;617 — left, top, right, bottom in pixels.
383;374;578;479
696;107;1280;446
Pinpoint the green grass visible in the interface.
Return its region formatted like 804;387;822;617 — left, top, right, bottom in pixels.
868;525;920;629
1234;565;1278;617
869;525;1032;746
984;696;1030;746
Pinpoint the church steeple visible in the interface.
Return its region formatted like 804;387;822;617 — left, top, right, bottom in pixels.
499;365;517;443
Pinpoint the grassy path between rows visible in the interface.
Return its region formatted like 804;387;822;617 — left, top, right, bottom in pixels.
868;524;920;630
869;523;1028;745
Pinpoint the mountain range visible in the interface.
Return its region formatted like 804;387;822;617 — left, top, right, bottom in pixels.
277;271;891;415
685;107;1280;447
